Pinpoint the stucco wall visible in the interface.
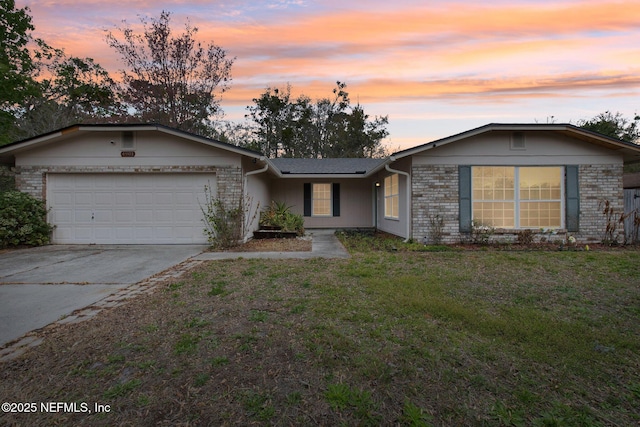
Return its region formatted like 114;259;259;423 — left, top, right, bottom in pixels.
375;157;411;238
412;131;622;166
16;131;243;168
269;178;375;229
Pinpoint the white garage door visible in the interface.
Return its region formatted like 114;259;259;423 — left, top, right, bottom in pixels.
47;174;216;244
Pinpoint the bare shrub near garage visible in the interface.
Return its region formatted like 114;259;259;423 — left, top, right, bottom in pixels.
0;191;54;248
200;183;259;249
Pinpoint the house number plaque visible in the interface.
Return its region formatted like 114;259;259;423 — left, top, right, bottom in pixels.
121;151;136;157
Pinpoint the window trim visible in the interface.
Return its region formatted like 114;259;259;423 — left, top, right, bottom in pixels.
384;173;400;220
471;166;564;229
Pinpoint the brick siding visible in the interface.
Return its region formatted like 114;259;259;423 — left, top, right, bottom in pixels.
411;165;460;244
577;164;624;243
411;164;625;244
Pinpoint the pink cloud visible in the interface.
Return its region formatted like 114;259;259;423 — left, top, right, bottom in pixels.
15;0;640;147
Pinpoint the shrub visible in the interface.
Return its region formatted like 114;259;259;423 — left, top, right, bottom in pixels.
200;183;242;249
470;220;495;245
428;213;445;244
516;229;535;245
259;201;304;235
0;191;54;248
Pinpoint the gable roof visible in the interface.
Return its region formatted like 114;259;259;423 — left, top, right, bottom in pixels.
0;123;264;163
391;123;640;164
269;158;387;177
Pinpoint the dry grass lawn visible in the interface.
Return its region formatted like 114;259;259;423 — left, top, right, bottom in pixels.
1;234;639;426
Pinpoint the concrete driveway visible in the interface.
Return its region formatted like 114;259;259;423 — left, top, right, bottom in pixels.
0;245;206;347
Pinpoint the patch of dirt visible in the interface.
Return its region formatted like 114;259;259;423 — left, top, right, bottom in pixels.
215;237;312;252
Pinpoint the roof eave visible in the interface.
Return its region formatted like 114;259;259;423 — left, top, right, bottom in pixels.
391;123;640;159
0;123;265;159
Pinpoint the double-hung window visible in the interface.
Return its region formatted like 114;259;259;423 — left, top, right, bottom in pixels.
303;183;340;217
312;183;332;216
472;166;563;228
384;174;399;219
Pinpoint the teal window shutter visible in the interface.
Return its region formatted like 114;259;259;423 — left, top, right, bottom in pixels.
459;165;472;232
565;166;579;232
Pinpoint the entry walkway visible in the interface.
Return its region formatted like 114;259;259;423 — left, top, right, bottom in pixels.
194;229;350;261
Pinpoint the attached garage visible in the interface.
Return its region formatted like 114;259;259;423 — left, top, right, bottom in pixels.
48;173;215;244
0;124;267;245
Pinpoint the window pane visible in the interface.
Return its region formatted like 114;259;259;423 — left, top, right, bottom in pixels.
473;166;562;229
384;174;400;219
473;167;514;201
519;167;561;201
472;167;515;227
473;201;514;228
520;201;561;228
312;183;332;216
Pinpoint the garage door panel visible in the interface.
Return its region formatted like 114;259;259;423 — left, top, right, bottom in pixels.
94;210;113;222
94;227;112;240
155;192;173;205
135;227;153;239
73;227;93;241
95;192;113;205
154;209;173;222
176;193;195;205
154;227;173;239
136;192;153;205
74;192;93;206
176;208;197;220
74;209;93;223
48;173;215;244
115;227;134;240
136;209;154;222
115;192;134;205
115;209;135;223
51;192;73;205
52;209;73;222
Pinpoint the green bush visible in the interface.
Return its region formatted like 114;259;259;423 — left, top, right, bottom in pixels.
0;191;54;248
259;201;304;235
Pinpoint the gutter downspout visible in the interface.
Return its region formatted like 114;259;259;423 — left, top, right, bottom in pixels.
243;157;268;241
386;159;411;242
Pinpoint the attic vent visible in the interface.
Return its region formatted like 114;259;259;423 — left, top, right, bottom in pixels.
510;132;526;150
121;131;135;149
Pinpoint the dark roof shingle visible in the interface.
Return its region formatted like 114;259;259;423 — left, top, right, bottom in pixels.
270;158;386;175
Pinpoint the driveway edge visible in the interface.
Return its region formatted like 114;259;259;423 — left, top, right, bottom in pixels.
0;258;204;363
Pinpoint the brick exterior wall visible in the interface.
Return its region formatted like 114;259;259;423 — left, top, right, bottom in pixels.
576;164;624;243
216;166;243;211
12;165;243;209
412;165;460;244
411;163;625;244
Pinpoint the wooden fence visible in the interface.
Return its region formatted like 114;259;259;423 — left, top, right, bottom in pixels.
623;188;640;244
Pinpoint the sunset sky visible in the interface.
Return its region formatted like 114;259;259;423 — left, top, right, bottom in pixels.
17;0;640;151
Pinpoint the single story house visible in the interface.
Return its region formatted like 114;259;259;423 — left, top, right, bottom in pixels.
1;123;639;244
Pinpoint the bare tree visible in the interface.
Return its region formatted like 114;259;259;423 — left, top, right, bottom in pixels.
105;11;234;136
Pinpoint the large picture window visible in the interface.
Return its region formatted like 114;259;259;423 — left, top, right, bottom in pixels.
472;166;563;228
384;174;399;219
312;183;332;216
